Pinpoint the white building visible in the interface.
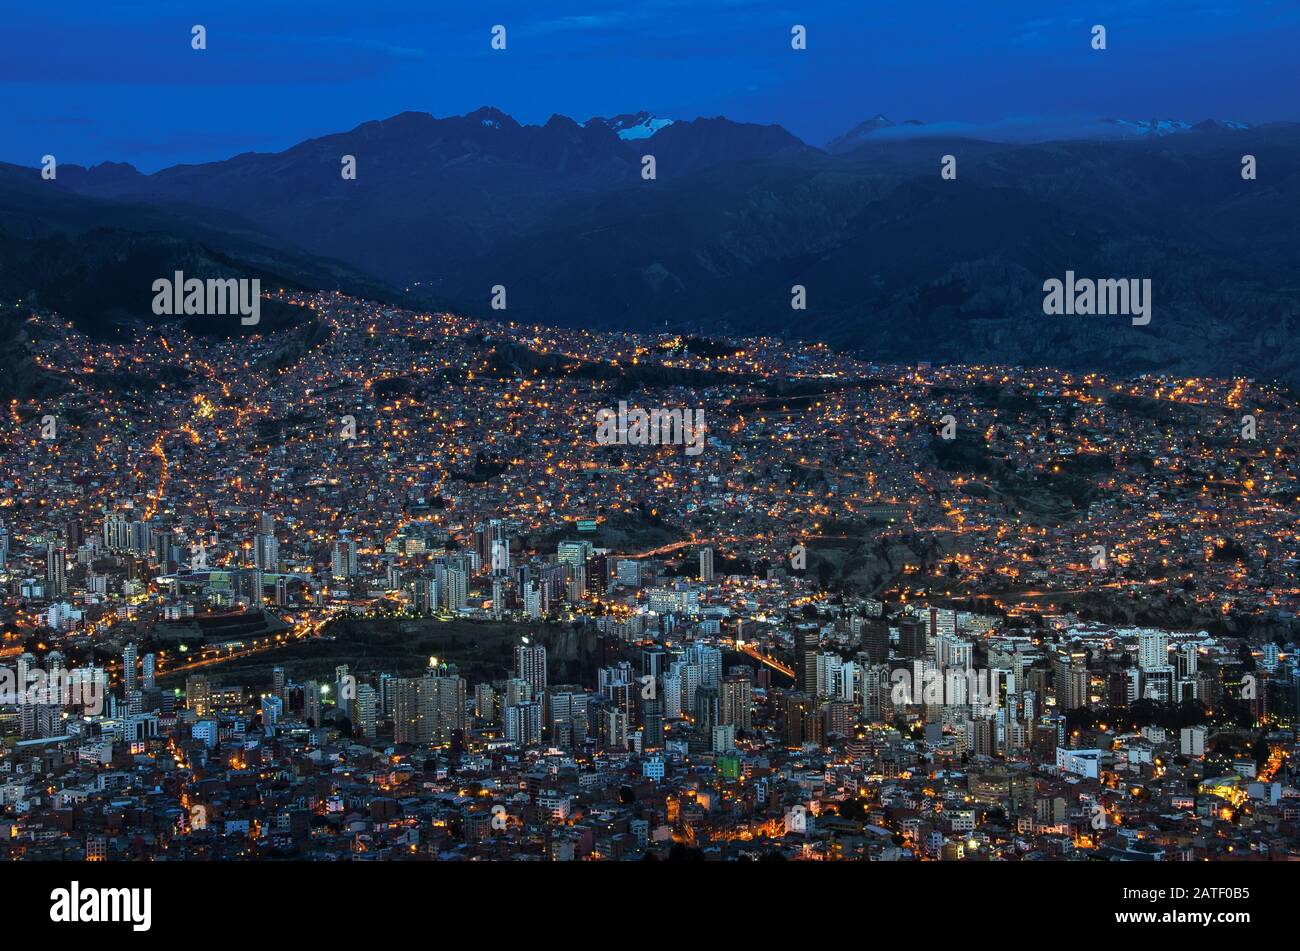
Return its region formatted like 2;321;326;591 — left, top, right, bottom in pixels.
1056;747;1101;779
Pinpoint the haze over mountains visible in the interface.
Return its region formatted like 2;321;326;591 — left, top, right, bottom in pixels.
3;107;1299;387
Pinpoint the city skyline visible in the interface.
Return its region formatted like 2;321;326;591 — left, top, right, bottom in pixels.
1;2;1297;912
1;288;1296;867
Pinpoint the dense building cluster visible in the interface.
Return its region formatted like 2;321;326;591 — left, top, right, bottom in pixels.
0;292;1296;860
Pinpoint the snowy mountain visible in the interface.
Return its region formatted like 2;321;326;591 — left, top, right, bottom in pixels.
1102;117;1250;137
585;111;675;140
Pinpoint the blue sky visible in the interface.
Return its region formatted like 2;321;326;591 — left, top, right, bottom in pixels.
3;0;1298;171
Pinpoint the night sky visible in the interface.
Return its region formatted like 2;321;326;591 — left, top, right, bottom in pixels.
4;0;1298;171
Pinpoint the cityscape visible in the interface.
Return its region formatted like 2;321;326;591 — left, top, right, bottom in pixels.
1;289;1296;862
1;7;1299;921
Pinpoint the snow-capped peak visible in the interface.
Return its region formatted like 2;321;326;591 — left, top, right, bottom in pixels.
585;111;675;140
1104;118;1193;136
1103;117;1250;137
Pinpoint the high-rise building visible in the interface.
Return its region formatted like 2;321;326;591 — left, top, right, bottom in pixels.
565;564;587;602
936;634;973;670
661;673;682;719
641;646;666;681
859;617;890;665
489;519;510;574
1138;631;1170;671
490;576;507;618
261;694;283;735
1142;666;1176;704
354;683;378;740
303;680;322;726
123;642;138;694
823;700;855;738
603;675;635;724
474;683;497;723
257;696;280;737
16;652;35;705
862;665;891;722
927;606;957;639
142;653;155;691
1180;724;1207;757
522;581;542;618
586;554;608;594
547;691;589;748
504;701;543;746
504;677;531;707
408;576;438;614
515;640;547;694
1052;643;1088;704
127;520;149;556
152;529;175;569
684;643;722;688
1107;668;1133;707
814;652;844;699
393;669;465;746
615;559;642;588
675;662;701;716
235;566;264;606
720;675;753;732
444;567;468;611
45;542;67;596
254;533;279;571
641;697;665;749
699;546;714;583
711;724;736;753
695;684;721;732
897;615;928;659
393;677;427;745
795;626;820;695
102;513;130;552
779;692;821;747
557;540;593;568
603;707;628;750
1058;664;1090;711
64;517;85;550
331;536;358;580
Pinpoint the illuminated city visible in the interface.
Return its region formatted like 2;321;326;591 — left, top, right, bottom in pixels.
1;10;1299;934
1;288;1296;862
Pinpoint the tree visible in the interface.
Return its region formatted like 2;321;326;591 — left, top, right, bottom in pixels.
837;798;867;822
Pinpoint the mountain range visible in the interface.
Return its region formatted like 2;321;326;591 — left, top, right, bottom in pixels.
2;107;1298;390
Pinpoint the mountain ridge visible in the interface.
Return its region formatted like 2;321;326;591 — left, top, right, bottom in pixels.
4;108;1298;386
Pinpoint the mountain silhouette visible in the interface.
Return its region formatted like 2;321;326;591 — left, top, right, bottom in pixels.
4;108;1298;385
